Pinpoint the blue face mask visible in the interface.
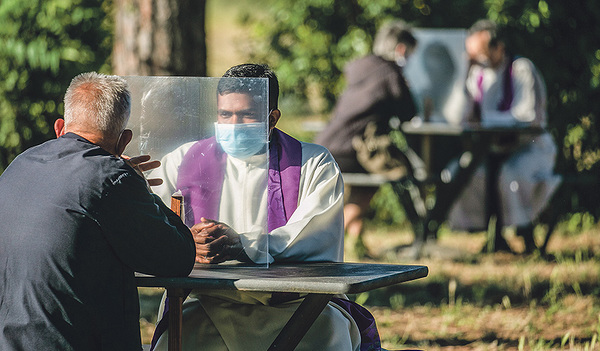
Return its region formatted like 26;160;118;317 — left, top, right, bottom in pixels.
215;122;268;159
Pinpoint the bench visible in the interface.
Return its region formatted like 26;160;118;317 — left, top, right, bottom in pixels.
341;173;390;187
344;169;594;257
341;172;428;254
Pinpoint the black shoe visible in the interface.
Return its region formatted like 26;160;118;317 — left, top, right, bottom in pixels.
516;225;536;253
494;236;512;252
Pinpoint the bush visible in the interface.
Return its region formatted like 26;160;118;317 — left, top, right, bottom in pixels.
0;0;112;172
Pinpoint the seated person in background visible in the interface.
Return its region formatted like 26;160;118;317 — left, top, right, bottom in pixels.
447;19;561;252
0;72;195;351
315;20;419;257
150;64;382;350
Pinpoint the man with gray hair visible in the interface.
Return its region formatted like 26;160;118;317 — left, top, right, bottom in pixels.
316;20;418;257
0;72;195;350
372;20;418;66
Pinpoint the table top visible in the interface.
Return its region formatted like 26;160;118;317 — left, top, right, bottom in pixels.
401;120;545;136
136;262;428;294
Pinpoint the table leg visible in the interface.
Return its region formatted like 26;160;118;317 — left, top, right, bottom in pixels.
268;293;334;351
421;135;432;175
428;148;488;235
485;152;511;252
392;137;488;259
167;288;186;351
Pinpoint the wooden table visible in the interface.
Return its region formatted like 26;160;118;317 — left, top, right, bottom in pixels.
136;262;428;351
400;120;545;253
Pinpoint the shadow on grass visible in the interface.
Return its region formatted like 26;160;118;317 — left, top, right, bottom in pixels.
348;273;599;308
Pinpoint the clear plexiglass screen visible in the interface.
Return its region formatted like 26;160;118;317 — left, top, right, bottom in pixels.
404;28;468;126
124;76;270;266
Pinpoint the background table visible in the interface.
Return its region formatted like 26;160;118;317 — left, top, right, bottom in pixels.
136;262;428;351
400;120;545;254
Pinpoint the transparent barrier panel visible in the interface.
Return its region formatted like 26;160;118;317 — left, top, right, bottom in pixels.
404;28;468;126
125;76;270;267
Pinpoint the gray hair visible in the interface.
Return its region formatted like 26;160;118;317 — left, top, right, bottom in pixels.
372;20;417;61
63;72;131;138
468;19;503;47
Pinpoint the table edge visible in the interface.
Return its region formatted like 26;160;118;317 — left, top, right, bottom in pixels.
136;263;429;295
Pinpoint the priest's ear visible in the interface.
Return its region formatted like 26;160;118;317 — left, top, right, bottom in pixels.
54;119;66;138
268;109;281;131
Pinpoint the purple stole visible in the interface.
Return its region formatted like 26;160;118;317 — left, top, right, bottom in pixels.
497;55;516;112
475;55;515;114
150;129;381;350
176;128;301;230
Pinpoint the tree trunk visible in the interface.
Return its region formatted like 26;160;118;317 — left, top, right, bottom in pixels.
112;0;206;76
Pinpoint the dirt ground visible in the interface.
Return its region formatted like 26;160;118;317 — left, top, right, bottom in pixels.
372;295;597;350
353;225;600;350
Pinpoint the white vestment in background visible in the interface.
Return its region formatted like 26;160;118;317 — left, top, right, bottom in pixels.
447;56;561;230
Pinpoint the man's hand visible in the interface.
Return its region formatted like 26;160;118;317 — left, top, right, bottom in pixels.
122;155;163;187
191;217;244;264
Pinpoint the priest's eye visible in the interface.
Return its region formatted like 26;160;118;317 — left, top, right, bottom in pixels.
241;113;259;121
218;111;233;119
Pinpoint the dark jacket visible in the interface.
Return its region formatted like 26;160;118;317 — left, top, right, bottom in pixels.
0;133;195;351
315;54;416;158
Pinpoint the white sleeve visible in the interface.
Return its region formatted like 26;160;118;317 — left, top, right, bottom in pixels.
267;142;345;263
149;142;195;205
482;58;542;126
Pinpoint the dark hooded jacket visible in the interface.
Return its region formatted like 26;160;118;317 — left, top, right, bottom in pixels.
316;54;416;158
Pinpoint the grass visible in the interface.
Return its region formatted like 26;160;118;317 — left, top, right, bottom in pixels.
346;222;600;350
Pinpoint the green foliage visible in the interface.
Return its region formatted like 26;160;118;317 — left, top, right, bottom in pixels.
242;0;485;111
0;0;112;172
244;0;600;219
369;184;407;225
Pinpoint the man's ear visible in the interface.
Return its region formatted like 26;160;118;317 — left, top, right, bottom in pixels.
54;119;66;138
395;43;408;58
269;109;281;131
116;129;133;156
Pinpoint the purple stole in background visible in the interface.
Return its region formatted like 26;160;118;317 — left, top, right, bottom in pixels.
497;55;516;112
475;55;516;114
150;129;381;350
